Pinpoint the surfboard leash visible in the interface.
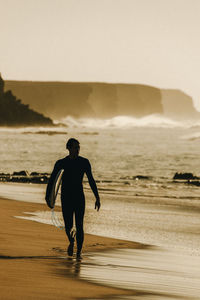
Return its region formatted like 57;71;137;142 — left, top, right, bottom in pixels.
51;208;65;230
51;208;77;238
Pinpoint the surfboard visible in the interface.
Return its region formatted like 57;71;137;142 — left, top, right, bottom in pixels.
48;169;64;209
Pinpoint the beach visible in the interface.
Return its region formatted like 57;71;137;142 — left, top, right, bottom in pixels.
1;126;200;299
0;197;145;300
2;194;200;300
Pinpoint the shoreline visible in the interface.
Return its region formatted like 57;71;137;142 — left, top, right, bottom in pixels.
0;197;147;300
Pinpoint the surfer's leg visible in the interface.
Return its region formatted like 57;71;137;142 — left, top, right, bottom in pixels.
62;206;74;242
62;206;75;256
75;203;85;256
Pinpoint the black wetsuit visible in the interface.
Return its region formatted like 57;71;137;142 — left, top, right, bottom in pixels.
45;155;98;252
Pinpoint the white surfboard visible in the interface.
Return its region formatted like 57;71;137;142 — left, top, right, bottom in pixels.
49;169;64;208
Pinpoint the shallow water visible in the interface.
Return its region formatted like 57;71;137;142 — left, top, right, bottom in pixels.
80;248;200;299
1;181;199;256
0;182;45;203
1;126;200;193
2;182;200;299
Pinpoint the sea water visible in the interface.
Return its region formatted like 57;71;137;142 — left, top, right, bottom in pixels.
79;248;200;299
1;116;200;250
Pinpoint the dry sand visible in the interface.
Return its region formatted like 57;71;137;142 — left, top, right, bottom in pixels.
0;198;145;300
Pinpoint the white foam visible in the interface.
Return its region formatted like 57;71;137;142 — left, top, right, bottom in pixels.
0;115;199;132
60;115;199;129
15;211;53;225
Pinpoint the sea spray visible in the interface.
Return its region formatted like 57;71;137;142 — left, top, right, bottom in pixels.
60;114;200;129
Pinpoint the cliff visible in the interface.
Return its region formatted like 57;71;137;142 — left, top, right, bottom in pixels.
4;80;200;121
0;75;53;126
161;89;200;119
4;81;163;119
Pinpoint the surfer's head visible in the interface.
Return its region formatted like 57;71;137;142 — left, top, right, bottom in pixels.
66;138;80;158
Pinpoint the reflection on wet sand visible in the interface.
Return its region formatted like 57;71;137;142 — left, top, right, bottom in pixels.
50;246;83;279
78;248;200;300
52;252;150;299
56;257;82;278
48;246;200;299
2;245;199;299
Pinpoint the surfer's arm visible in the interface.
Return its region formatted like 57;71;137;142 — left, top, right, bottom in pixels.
85;161;101;211
45;161;61;202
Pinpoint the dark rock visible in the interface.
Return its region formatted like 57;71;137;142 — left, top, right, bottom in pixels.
10;176;30;183
8;175;49;184
187;181;200;186
0;73;54;127
13;170;29;176
30;172;39;176
31;176;49;184
173;172;199;180
0;170;50;184
30;172;49;176
134;175;151;180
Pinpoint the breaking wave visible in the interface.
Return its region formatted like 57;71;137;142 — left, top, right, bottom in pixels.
0;115;200;133
60;114;200;129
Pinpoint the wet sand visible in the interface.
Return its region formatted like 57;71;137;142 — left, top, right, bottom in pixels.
0;197;146;300
80;248;200;299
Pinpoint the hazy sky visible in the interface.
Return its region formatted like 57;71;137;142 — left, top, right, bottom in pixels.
1;0;200;109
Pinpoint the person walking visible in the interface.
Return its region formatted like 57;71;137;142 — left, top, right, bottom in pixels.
45;138;101;259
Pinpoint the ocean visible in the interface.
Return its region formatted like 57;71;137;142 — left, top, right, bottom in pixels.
1;115;200;196
1;114;200;254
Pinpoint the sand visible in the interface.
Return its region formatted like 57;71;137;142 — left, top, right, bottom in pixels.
0;198;145;300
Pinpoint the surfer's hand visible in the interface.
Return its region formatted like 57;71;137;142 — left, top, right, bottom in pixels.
95;199;101;211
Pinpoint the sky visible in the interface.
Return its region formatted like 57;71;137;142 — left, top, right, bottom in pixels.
1;0;200;109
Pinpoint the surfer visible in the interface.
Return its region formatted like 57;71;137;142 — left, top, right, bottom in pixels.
45;138;101;259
